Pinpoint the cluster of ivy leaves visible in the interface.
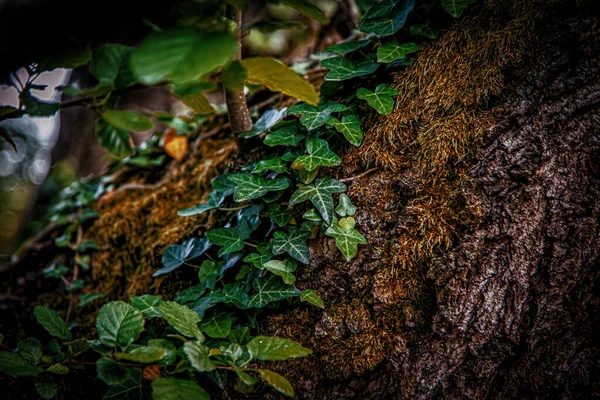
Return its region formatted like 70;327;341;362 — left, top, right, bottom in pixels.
0;0;477;398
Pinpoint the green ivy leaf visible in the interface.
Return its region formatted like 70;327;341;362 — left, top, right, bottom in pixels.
197;260;219;291
288;102;347;131
159;301;203;340
102;110;154;132
263;259;297;284
325;217;367;261
335;193;356;217
279;0;327;23
33;306;71;341
199;311;232;338
152;377;210;400
248;336;312;361
206;219;252;256
410;24;438;38
154;237;211;276
300;289;325;308
17;338;42;365
295;136;341;171
264;125;305;147
95;118;133;158
115;346;166;364
244;243;273;268
208;282;249;309
228;174;290;202
302;208;322;222
442;0;477;17
20;91;60;116
229;327;251;345
96;301;145;348
96;357;130;385
359;0;414;36
327;115;363;146
240;108;287;139
247;275;301;308
324;39;370;54
0;352;43;377
356;84;398;115
289;177;347;225
130;294;163;318
272;227;310;264
131;28;236;86
377;40;420;63
178;191;226;217
35;381;58;399
320;57;356;81
267;204;294;227
258;369;295;397
252;157;288;173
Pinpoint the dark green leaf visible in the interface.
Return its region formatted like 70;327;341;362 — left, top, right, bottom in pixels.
96;357;130;385
96;301;145;347
252;157;288;173
300;289;324;308
377;40;420;63
35;381;58;399
206;219;252;256
288;102;347;130
90;44;134;87
148;339;177;366
272;227;310;264
78;293;106;307
244;19;305;33
33;306;71;340
289;177;347;225
154;237;211;276
410;24;438;38
263;125;304;147
324;39;370;54
279;0;327;23
95;118;133;158
103;369;143;399
327;115;363;146
0;352;42;377
359;0;414;36
199;311;232;338
178;191;225;217
267;204;294;227
21;91;59;116
102;110;154;132
442;0;477;17
229;327;251;345
356;84;398;115
18;338;41;365
221;61;247;91
228;174;290;202
247;275;301;308
152;377;210;400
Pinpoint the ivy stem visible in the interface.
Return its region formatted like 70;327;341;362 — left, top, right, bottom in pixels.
243;241;257;248
224;7;252;135
184;261;202;269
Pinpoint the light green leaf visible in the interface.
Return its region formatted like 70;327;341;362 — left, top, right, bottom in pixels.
272;228;310;265
410;24;438;38
35;381;58;399
335;193;356;217
252;157;288;173
442;0;477;17
324;39;370;54
295;136;341;171
242;57;319;105
96;357;129;385
280;0;327;23
115;346;166;363
46;363;69;374
206;219;252;256
264;125;304;147
96;301;145;348
247;275;301;308
302;209;322;222
267;204;294;227
288;102;347;131
263;259;296;284
159;301;203;340
327;115;363;146
235;368;259;386
258;369;295;397
300;289;325;308
0;352;43;377
131;28;236;86
130;294;163;318
356;84;398;115
247;336;312;361
17;338;42;365
102;110;154;132
95;118;133;158
152;377;210;400
228;173;290;202
183;341;216;372
222;60;247;91
292;162;319;184
33;306;70;341
377;40;420;63
325;217;367;261
289;177;347;225
199;311;232;338
148;339;178;366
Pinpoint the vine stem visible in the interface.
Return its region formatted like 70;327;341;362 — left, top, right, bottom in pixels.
339;167;379;183
243;241;257;248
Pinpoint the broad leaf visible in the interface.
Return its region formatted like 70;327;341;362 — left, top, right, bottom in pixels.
0;352;42;377
104;369;143;399
356;84;398;115
228;173;290;202
35;381;58;400
40;47;91;72
324;39;370;54
199;311;232;338
102;110;154;132
115;346;166;363
96;301;145;347
272;227;310;264
359;0;414;36
263;259;296;284
33;306;70;340
263;125;304;147
247;275;301;308
410;24;438;38
17;338;42;365
46;364;69;374
242;57;318;105
280;0;327;23
327;115;363;146
258;370;295;397
181;92;214;115
90;44;136;88
95;118;133;158
154;237;211;276
222;60;247;90
244;243;273;268
149;339;177;366
130;294;163;318
152;377;210;400
300;289;325;308
335;193;356;217
240;108;287;138
183;341;216;372
159;301;203;340
131;28;236;85
289;177;347;224
252;157;288;173
206;219;252;256
267;204;294;227
197;260;219;291
20;91;60;116
248;336;312;361
229;327;251;345
377;40;420;63
442;0;477;17
288;102;347;131
325;217;367;261
295;136;340;171
96;357;130;385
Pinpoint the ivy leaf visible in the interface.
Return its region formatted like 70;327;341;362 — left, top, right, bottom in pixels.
104;369;143;399
320;57;356;81
325;217;367;261
247;275;301;308
222;60;247;91
264;125;305;147
20;91;60;116
361;0;397;19
359;0;414;36
356;84;398;115
206;219;252;256
242;57;318;105
96;301;145;348
292;162;319;184
279;0;327;24
0;352;43;377
258;370;295;398
130;295;163;318
199;311;232;338
228;173;290;202
295;137;340;171
95;118;133;158
229;327;251;345
272;227;310;264
263;259;297;284
208;282;250;309
183;341;216;372
240;108;287;138
327;115;363;146
289;177;347;225
131;28;236;86
248;336;312;361
244;243;273;268
159;301;203;340
410;24;438;39
288;102;347;130
300;289;325;308
377;40;420;63
442;0;477;17
102;110;154;132
35;381;58;399
33;306;71;341
152;377;210;400
178;191;225;217
302;209;322;222
335;193;356;217
154;237;211;276
252;157;288;173
267;204;294;227
96;357;130;385
17;338;42;365
324;39;370;54
197;260;219;291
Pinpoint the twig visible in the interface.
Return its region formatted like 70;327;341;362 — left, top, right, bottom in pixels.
339;167;379;183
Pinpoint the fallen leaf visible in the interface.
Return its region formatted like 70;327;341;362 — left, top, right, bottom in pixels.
163;129;188;161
